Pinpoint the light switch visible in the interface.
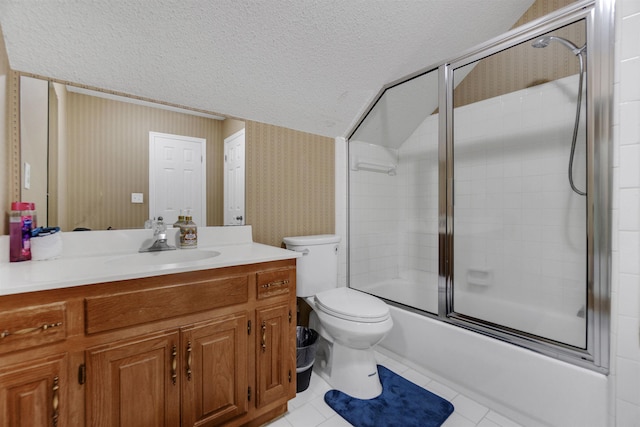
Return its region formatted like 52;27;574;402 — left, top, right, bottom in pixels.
131;193;144;203
24;162;31;189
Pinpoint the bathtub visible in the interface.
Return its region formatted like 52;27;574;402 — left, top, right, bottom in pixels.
358;276;585;346
357;275;439;313
379;304;608;427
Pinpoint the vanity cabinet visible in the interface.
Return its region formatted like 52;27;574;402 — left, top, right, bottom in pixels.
0;258;297;427
86;330;180;425
0;353;66;427
86;313;250;426
255;268;296;409
0;302;68;427
181;312;249;426
256;303;292;408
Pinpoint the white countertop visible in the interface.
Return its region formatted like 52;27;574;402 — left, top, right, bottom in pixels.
0;226;300;296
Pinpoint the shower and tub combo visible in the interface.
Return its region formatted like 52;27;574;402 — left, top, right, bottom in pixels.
346;2;611;426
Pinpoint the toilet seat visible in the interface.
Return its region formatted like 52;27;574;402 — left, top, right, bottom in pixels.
314;288;390;323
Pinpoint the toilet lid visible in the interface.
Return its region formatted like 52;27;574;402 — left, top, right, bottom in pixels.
314;288;390;323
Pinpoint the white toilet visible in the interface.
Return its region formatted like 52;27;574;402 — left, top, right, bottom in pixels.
283;234;393;399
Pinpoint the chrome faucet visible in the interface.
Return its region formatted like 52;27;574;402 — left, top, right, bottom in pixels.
139;216;176;252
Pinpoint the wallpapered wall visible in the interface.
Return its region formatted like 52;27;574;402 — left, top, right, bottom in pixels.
245;121;335;247
0;32;9;235
453;0;581;108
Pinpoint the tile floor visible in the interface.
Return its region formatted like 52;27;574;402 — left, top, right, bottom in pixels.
264;350;523;427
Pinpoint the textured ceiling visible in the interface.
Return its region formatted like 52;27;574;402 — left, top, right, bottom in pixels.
0;0;533;138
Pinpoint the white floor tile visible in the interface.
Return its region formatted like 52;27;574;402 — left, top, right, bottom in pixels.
265;415;293;427
442;412;477;427
476;418;502;427
317;414;354;427
425;379;459;401
285;402;328;427
451;394;489;424
484;411;523;427
287;390;316;410
401;367;433;387
263;350;520;427
309;394;338;419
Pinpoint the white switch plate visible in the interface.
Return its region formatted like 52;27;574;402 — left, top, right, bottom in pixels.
131;193;144;203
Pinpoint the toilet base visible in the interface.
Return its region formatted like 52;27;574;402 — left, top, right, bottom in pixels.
314;335;383;400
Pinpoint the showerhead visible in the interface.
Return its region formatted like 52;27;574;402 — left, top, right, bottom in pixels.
531;35;585;55
531;36;552;48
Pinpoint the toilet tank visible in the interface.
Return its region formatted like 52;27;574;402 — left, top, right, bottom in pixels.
283;234;341;297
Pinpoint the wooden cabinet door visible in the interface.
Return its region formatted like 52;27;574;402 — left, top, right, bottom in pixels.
256;303;292;408
0;353;66;427
86;330;180;427
181;312;249;427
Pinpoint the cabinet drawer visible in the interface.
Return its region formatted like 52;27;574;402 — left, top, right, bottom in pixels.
85;275;248;334
0;302;67;354
256;269;292;300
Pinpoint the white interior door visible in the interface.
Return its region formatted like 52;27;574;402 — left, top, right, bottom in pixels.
149;132;206;226
224;129;245;225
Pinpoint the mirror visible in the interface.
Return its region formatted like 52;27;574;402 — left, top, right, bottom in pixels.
19;75;245;231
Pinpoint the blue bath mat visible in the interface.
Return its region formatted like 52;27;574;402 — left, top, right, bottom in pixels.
324;365;454;427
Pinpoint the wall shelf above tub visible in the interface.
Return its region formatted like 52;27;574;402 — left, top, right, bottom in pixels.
349;141;398;176
350;158;397;175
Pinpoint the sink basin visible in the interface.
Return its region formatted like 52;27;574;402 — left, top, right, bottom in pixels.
107;249;221;267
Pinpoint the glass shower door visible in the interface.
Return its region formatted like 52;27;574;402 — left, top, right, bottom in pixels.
450;21;588;348
349;69;440;314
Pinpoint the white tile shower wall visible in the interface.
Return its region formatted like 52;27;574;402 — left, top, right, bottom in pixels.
350;116;440;294
349;141;401;288
614;0;640;425
453;74;588;327
397;113;439;280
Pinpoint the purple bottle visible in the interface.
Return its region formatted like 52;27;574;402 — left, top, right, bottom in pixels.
9;202;36;262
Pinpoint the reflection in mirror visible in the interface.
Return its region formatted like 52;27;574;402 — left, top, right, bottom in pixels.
19;76;245;231
19;77;49;227
451;20;587;347
349;69;439;314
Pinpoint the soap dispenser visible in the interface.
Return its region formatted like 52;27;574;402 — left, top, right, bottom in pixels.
173;210;185;228
179;212;197;248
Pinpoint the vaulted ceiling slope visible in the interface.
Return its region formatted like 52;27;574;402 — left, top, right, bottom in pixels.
0;0;533;138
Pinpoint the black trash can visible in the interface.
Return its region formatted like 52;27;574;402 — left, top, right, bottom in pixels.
296;326;319;392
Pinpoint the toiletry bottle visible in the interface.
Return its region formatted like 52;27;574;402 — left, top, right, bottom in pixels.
173;210;185;228
179;214;197;248
9;202;36;262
